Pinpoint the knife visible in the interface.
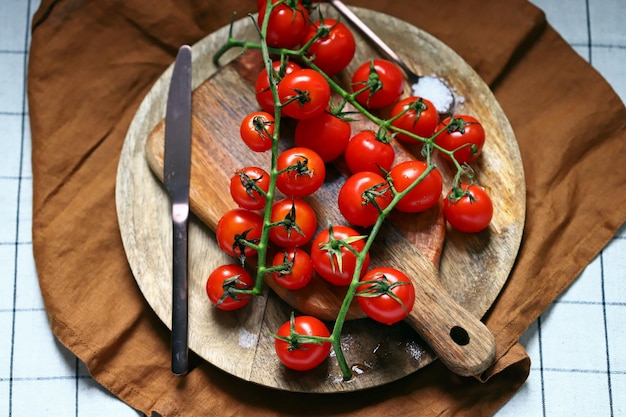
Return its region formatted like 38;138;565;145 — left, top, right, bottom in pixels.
164;44;192;376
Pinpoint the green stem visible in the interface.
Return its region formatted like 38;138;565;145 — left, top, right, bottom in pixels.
249;0;283;293
330;161;438;379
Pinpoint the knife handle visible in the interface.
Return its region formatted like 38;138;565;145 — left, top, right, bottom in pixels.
171;204;189;376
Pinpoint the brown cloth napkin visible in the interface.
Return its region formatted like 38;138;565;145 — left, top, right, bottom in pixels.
29;0;626;415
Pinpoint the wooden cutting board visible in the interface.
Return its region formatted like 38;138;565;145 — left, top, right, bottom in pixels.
145;48;446;321
116;6;525;393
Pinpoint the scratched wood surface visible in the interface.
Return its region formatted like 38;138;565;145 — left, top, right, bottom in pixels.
116;6;525;392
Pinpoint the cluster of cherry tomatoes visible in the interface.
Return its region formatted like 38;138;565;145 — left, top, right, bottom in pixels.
206;0;494;372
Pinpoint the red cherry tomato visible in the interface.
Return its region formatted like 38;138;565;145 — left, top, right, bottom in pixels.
388;160;442;213
274;315;331;371
216;208;264;259
294;111;351;162
206;264;253;311
229;166;270;210
435;115;486;164
239;111;275;152
269;198;317;247
258;0;309;49
338;171;391;227
303;18;356;75
344;130;395;174
390;96;439;143
310;225;370;286
356;267;415;325
276;147;326;197
443;182;493;232
278;69;331;120
351;59;404;109
255;60;302;114
271;248;314;290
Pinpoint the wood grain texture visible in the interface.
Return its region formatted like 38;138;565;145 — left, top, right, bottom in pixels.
116;6;525;392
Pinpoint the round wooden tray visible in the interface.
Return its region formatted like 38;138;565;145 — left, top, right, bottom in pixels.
116;6;525;393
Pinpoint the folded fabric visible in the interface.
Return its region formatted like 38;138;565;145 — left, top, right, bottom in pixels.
28;0;625;415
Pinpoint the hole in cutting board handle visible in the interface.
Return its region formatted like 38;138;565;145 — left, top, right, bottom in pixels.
450;326;470;346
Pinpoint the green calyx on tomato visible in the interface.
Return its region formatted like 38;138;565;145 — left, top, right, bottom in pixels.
444;182;493;233
272;312;331;371
252;113;274;138
278;69;330;120
389;96;439;143
258;0;309;49
356;268;416;325
353;60;383;98
356;274;411;311
274;200;303;237
435;115;485;164
304;18;356;76
351;59;404;109
217;274;252;306
279;154;314;178
232;228;260;264
361;181;391;212
315;224;366;275
338;171;391;227
272;312;330;350
230;166;270;211
216;208;263;264
271;248;313;290
206;264;254;311
276;148;326;197
268;198;317;247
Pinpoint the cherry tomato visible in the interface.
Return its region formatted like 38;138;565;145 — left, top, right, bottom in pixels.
255;60;302;114
390;96;439;143
239;111;275;152
356;267;415;325
344;130;395;174
278;69;331;120
303;18;356;75
294;111;351;162
435;115;486;164
388;160;442;213
276;147;326;197
338;171;391;227
258;0;309;49
274;314;331;371
206;264;253;311
269;198;317;247
271;247;314;290
351;59;404;109
443;182;493;232
216;208;264;259
229;166;270;210
310;225;370;286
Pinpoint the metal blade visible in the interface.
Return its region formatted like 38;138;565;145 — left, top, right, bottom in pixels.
163;45;192;376
164;45;192;202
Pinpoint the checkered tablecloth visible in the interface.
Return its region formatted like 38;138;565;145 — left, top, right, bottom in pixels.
2;0;624;415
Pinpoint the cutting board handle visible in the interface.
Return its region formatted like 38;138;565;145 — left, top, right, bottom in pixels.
405;260;496;376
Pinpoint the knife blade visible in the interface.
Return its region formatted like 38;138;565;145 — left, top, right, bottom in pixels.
164;44;192;376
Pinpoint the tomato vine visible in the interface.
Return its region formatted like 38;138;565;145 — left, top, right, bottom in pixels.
206;0;493;380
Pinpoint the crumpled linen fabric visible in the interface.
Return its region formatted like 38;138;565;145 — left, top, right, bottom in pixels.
28;0;626;415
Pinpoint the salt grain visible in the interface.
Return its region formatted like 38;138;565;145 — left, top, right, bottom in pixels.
411;75;457;115
238;327;258;348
